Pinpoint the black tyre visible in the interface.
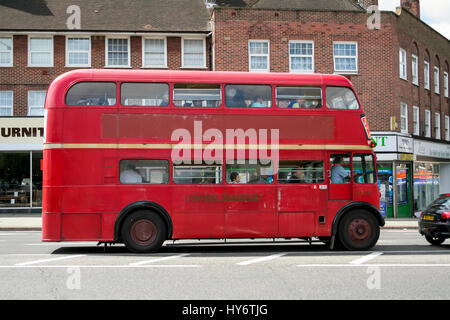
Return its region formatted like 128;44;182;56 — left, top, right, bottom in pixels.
425;235;446;246
121;210;167;253
338;210;380;251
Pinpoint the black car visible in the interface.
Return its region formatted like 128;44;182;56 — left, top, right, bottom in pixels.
418;194;450;245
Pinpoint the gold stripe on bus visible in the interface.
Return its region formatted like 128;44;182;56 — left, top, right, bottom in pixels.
44;143;372;151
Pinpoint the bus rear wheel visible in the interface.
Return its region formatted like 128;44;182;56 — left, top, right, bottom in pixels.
121;210;167;253
338;210;379;251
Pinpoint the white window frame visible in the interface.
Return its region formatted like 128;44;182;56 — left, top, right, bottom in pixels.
413;106;419;135
445;115;449;141
65;36;91;67
434;66;440;94
0;91;13;116
444;71;449;98
399;48;407;80
411;54;418;85
142;37;167;68
248;40;270;72
333;41;358;74
424;109;431;138
289;40;314;73
181;37;207;69
28;36;54;67
424;61;430;90
0;36;13;67
105;36;131;68
400;102;408;133
28;90;46;116
435;112;441;139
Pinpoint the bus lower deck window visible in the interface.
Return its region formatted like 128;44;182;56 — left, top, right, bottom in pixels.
173;164;222;184
119;159;169;184
278;160;324;184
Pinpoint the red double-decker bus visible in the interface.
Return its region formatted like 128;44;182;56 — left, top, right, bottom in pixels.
42;69;384;252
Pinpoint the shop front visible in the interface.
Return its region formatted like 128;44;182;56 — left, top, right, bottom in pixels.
0;117;44;213
413;139;450;214
373;132;414;218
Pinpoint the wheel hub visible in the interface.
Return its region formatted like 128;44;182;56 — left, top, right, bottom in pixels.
130;219;157;246
348;219;371;242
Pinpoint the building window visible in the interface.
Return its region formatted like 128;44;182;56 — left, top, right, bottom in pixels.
413;106;419;135
400;102;408;133
182;38;206;68
424;61;430;90
435;113;441;139
143;38;167;68
444;72;449;98
0;37;13;67
106;37;130;67
66;37;91;67
411;54;418;85
289;41;314;73
28;37;53;67
424;109;431;137
248;40;269;72
28;91;46;116
434;67;440;94
0;91;13;116
333;42;358;74
399;48;407;80
445;116;449;141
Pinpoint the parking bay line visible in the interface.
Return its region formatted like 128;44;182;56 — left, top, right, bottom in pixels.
350;252;383;265
129;253;190;266
15;255;86;266
237;253;288;266
297;264;450;268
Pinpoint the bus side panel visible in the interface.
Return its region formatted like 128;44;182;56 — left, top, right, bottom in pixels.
61;213;101;240
42;213;61;241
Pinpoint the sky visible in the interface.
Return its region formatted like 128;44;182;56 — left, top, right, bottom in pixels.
379;0;450;40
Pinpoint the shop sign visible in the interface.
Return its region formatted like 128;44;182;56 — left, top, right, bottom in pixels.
0;117;44;150
414;140;450;159
373;134;413;154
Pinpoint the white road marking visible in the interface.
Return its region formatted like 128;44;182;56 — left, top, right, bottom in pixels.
26;242;96;246
350;252;383;265
297;264;450;268
129;254;190;266
237;253;287;266
15;255;86;266
0;264;201;268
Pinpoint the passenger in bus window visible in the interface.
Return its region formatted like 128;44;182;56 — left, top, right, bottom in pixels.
288;98;305;109
331;156;350;183
226;88;246;107
343;90;358;109
120;163;143;184
193;100;203;107
159;94;169;106
288;167;305;183
229;172;240;184
250;96;265;108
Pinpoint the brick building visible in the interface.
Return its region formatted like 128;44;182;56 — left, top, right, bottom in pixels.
0;0;449;216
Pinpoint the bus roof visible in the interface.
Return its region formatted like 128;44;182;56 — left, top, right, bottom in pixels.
47;69;354;101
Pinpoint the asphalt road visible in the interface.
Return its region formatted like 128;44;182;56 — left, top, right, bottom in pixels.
0;230;449;300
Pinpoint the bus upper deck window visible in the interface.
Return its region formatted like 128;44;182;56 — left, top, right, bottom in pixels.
173;84;221;107
225;84;272;108
66;82;116;106
326;87;359;110
276;87;322;109
121;83;169;107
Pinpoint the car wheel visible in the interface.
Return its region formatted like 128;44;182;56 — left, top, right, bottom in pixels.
121;210;167;253
338;210;380;251
425;235;446;246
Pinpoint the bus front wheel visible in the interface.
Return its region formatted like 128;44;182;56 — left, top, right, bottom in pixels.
121;210;167;253
338;210;379;251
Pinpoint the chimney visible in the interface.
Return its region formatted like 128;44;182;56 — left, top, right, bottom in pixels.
358;0;379;9
401;0;420;19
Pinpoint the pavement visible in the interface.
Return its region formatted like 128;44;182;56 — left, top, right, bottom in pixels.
0;214;419;231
